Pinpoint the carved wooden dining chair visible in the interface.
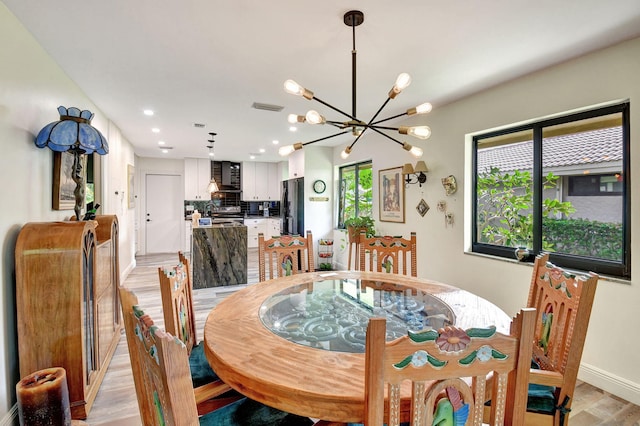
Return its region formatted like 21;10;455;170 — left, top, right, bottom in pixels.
157;260;241;414
358;231;417;276
363;308;536;426
258;230;315;282
524;253;599;426
119;287;313;425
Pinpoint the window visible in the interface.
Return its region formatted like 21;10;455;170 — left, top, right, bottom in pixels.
568;173;623;196
472;102;630;278
338;161;373;228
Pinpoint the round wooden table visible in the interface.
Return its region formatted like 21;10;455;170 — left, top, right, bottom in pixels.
203;271;511;423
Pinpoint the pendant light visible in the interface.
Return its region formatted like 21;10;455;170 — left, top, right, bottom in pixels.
206;132;219;193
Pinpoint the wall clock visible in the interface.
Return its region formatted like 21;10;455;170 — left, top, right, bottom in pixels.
312;179;326;194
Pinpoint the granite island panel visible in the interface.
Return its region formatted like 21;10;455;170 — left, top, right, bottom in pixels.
192;223;247;288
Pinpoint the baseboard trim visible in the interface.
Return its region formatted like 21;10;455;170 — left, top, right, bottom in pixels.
580;362;640;406
120;259;136;283
0;404;17;426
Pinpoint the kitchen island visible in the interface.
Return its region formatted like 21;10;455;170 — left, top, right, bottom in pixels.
192;222;247;288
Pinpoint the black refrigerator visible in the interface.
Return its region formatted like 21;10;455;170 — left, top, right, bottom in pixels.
281;177;304;235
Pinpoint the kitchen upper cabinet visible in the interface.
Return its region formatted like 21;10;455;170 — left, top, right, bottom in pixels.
242;162;280;201
184;158;211;200
267;163;280;200
288;149;304;179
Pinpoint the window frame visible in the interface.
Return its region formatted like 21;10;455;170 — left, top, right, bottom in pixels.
471;102;631;279
338;160;373;229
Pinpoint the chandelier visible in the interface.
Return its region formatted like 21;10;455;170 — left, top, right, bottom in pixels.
279;10;432;160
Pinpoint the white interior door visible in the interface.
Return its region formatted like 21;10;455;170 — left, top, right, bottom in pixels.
146;174;182;253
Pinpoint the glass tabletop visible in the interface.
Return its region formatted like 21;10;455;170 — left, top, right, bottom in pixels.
259;278;456;353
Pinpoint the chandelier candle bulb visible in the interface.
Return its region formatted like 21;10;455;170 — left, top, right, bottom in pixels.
408;102;433;115
403;143;424;158
340;146;352;159
400;126;432;140
305;110;326;124
389;72;412;98
284;80;314;100
278;142;303;156
288;114;305;123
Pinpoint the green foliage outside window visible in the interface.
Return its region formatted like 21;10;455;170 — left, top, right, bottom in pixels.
476;166;622;260
339;162;373;227
476;166;574;249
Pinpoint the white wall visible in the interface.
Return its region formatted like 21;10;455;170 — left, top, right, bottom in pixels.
331;36;640;404
0;4;136;419
302;146;334;246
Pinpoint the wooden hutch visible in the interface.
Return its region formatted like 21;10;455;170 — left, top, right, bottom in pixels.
15;215;121;419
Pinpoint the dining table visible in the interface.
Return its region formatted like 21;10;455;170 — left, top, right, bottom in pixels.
203;270;512;423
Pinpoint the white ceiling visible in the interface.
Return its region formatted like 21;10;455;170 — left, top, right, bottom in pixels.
4;1;640;162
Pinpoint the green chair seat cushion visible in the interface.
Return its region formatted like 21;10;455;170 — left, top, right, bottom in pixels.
527;383;557;414
199;397;313;425
527;358;557;415
190;342;219;388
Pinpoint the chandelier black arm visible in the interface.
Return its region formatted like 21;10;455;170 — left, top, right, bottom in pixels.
367;124;400;131
368;126;405;147
370;111;408;125
312;96;357;121
302;130;351;147
326;120;348;128
367;97;392;125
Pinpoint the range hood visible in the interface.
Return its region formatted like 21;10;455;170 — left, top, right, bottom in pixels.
213;161;242;192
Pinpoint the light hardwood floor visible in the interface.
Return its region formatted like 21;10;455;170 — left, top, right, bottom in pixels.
86;250;640;425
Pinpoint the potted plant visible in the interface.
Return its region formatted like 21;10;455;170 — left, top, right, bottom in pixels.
344;216;376;245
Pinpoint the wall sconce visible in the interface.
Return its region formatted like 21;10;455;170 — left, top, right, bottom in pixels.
403;161;428;187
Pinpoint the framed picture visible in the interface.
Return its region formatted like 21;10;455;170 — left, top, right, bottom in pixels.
127;164;135;209
53;151;81;210
378;166;405;223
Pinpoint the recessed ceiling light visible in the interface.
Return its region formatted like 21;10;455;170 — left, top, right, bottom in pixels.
272;140;279;145
259;148;265;153
152;127;160;133
289;126;297;132
158;141;165;145
249;155;256;160
161;149;168;154
143;109;154;116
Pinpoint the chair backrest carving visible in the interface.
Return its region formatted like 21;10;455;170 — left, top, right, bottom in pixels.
359;232;417;276
258;231;315;282
159;260;197;354
527;252;598;413
365;309;536;425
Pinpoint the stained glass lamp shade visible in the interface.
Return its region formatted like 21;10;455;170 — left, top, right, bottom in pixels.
35;106;109;220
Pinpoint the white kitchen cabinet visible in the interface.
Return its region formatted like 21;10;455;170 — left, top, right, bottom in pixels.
244;218;267;248
267;164;281;201
184;158;211;200
242;162;280;201
288;149;304;178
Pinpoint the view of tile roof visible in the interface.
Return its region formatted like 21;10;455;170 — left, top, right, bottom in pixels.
477;127;622;173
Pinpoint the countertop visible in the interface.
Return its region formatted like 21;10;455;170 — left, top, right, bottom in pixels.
243;215;282;219
185;215;282;221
